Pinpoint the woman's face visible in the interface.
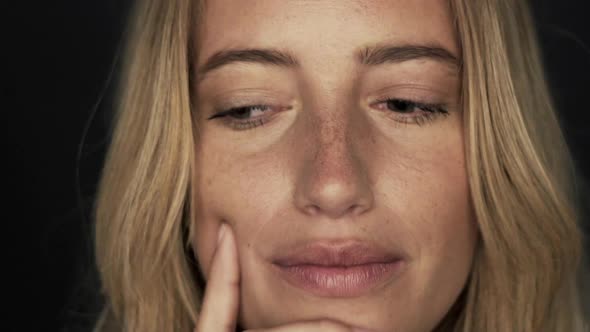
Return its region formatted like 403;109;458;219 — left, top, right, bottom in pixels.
192;1;478;331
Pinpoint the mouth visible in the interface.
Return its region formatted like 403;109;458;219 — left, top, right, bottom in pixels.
271;240;407;298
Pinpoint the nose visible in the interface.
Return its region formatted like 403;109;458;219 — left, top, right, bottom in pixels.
294;112;374;219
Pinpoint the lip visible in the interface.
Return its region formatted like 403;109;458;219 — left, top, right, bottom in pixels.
271;241;406;297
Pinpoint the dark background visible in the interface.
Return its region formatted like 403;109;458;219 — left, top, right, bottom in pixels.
5;1;590;331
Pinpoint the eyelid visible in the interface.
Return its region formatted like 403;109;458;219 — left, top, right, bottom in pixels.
366;79;457;94
370;97;448;113
370;98;451;127
208;104;277;120
207;103;295;131
207;88;293;106
367;83;453;103
368;93;444;108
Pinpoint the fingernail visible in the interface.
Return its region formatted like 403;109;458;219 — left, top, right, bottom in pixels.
217;223;227;245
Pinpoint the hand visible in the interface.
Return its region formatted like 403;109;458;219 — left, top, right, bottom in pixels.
194;223;372;332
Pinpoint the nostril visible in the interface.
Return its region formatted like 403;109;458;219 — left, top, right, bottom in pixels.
303;205;320;216
294;174;375;219
301;201;370;219
348;204;368;216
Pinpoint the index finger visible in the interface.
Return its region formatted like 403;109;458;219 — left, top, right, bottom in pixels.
195;223;241;332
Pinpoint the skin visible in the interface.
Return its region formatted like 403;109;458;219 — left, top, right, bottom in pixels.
191;1;478;331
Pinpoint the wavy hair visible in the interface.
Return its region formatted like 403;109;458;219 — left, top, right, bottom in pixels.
93;0;588;331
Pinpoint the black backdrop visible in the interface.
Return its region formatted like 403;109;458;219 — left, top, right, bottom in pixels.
5;1;590;331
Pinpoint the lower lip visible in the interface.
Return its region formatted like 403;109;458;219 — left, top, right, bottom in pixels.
273;261;404;297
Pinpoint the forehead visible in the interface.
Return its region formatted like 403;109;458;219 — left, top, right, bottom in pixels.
197;0;458;61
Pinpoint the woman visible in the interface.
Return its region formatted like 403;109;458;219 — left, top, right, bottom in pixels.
93;0;588;331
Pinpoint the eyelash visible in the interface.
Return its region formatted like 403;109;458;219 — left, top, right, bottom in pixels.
207;98;449;131
207;104;278;130
372;98;450;126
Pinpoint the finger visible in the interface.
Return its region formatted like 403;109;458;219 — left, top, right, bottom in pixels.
244;319;374;332
195;223;240;332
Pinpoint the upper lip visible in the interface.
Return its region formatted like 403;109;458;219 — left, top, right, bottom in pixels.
272;240;405;267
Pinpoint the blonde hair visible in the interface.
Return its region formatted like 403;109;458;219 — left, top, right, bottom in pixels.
93;0;588;331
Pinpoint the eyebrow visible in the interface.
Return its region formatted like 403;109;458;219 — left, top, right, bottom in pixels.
197;49;299;82
197;44;460;82
358;44;460;69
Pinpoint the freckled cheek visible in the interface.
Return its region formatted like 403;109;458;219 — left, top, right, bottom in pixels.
192;153;288;275
417;163;476;261
389;142;472;247
191;158;236;277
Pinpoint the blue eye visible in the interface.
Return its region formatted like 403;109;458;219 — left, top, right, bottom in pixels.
208;104;275;130
207;98;450;131
210;105;271;120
